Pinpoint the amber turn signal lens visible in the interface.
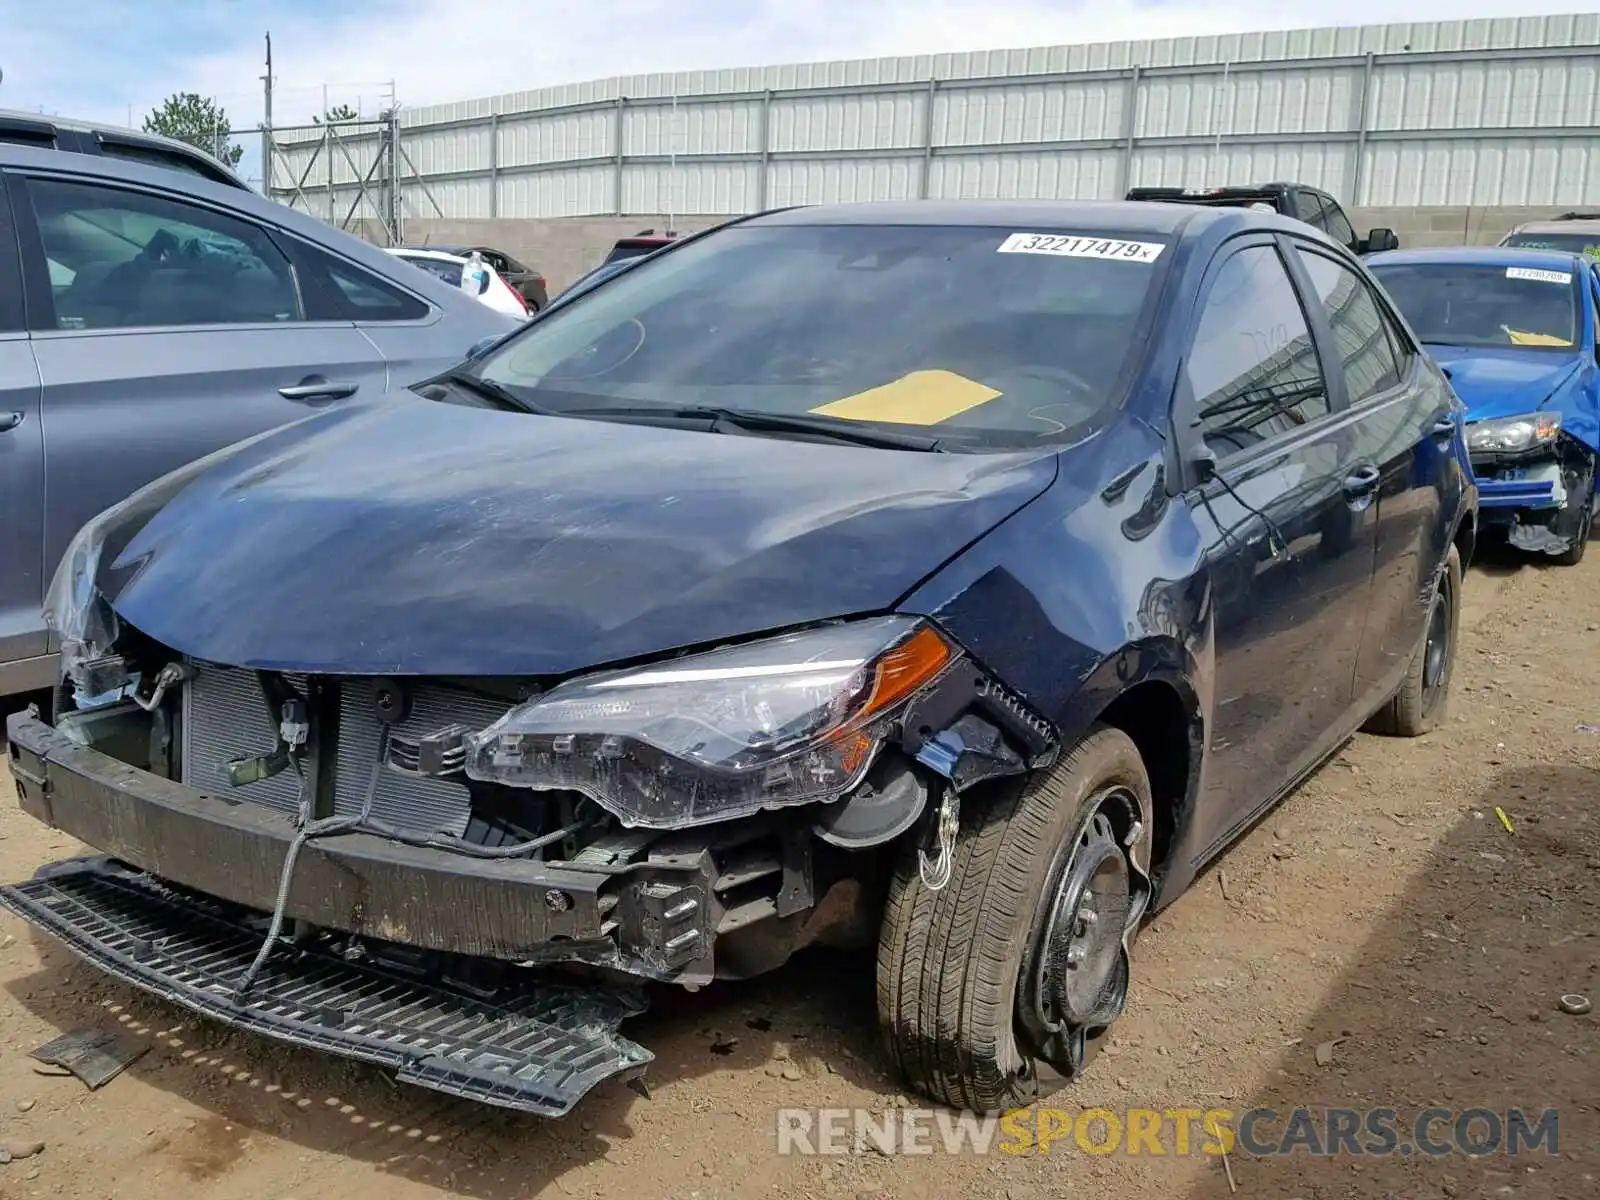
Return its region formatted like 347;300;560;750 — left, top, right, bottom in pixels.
858;625;952;720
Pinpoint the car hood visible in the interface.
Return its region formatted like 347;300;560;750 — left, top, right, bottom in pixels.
1425;344;1583;422
96;396;1058;676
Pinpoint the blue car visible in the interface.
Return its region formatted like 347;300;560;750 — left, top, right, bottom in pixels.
3;201;1476;1118
1368;246;1600;564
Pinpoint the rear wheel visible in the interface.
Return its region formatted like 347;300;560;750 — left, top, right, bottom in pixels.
1364;543;1461;736
876;725;1153;1113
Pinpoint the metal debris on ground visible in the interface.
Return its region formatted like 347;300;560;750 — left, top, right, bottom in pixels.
1557;994;1592;1016
1574;723;1600;734
1493;806;1515;834
30;1028;150;1089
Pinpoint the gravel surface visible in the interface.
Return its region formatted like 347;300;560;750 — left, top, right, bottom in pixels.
0;550;1594;1200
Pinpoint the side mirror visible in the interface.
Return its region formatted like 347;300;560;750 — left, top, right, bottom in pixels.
1365;227;1399;254
466;334;499;360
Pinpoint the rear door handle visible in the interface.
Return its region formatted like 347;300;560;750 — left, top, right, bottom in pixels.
0;410;21;433
278;378;359;403
1343;464;1382;500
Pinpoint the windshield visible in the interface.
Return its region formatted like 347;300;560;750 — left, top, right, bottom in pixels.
399;255;464;288
1501;231;1600;260
1369;263;1580;350
476;224;1169;448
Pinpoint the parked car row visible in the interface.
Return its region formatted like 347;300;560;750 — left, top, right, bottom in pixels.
2;182;1485;1120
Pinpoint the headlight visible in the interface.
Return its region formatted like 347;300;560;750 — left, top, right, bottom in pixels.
463;616;958;828
1466;411;1561;454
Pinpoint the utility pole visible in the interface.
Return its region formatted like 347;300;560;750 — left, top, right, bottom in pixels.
260;32;274;195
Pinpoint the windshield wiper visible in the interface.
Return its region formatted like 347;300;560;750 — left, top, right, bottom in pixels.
569;404;946;452
436;370;556;415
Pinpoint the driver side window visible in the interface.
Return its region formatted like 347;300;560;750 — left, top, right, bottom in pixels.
24;176;302;331
1184;244;1331;459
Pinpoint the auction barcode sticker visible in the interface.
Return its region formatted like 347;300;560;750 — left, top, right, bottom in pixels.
1506;266;1572;285
997;233;1165;263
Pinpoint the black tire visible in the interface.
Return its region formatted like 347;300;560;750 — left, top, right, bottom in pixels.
1364;543;1462;737
1553;482;1593;567
876;724;1154;1113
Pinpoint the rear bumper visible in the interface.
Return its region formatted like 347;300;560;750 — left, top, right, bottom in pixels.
0;859;651;1115
5;709;614;961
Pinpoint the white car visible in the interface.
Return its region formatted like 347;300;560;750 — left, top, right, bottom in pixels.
385;248;530;320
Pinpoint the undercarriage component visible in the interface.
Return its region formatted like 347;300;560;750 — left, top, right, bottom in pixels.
0;860;650;1116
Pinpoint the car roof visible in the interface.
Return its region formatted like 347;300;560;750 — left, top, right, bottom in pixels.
389;247;469;264
746;199;1263;237
0;107;249;188
1507;218;1600;236
1366;245;1592;270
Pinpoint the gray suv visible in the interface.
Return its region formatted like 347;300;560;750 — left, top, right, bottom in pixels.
0;143;519;697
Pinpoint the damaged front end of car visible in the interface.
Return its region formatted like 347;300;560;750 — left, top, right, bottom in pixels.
4;514;1058;1115
1466;409;1596;556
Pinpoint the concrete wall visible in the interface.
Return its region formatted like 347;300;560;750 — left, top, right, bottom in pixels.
1349;205;1575;248
379;205;1577;293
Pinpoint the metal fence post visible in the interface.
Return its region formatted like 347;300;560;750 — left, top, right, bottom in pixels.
1352;51;1377;206
756;89;772;211
613;95;626;216
324;124;334;222
919;78;939;199
489;112;500;219
1120;65;1142;199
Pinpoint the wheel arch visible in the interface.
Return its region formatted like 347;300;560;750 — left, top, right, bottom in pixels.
1054;640;1205;888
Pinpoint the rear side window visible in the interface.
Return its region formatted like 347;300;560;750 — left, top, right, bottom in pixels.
0;182;23;332
96;141;237;187
1185;244;1331;457
1295;249;1404;402
24;176;301;330
1293;191;1327;228
1322;203;1356;248
286;240;431;322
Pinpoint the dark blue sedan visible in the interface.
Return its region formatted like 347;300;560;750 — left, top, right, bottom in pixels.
2;200;1476;1118
1368;245;1600;564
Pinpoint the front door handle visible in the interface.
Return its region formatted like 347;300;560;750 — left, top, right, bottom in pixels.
0;410;21;433
1343;464;1382;500
278;377;359;404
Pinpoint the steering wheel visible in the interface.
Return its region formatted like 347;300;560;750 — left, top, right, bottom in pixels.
543;318;647;381
140;228;182;264
1004;362;1098;397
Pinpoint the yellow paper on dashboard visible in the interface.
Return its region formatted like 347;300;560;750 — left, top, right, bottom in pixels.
810;369;1002;425
1505;329;1573;348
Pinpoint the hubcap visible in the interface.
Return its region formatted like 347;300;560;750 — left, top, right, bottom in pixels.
1016;786;1149;1076
1422;589;1449;694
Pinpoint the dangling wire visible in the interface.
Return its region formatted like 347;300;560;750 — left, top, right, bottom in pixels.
233;729;388;997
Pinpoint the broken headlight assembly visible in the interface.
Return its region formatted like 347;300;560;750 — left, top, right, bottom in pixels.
1466;411;1561;455
464;616;958;829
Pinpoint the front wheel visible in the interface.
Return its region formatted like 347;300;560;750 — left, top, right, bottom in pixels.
876;725;1154;1113
1553;482;1593;567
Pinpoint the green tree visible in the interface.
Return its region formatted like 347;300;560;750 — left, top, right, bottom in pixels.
142;92;244;166
314;103;360;124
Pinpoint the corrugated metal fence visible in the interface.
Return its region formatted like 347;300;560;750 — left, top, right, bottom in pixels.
268;14;1600;229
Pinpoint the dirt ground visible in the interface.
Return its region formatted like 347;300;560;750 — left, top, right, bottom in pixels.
0;549;1596;1200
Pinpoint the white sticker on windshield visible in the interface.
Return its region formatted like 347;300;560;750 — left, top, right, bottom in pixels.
997;233;1165;263
1506;266;1572;285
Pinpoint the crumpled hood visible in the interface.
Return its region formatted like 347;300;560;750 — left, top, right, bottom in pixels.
97;396;1058;676
1426;344;1583;422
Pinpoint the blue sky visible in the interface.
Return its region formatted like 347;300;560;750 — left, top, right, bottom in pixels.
0;0;1579;187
